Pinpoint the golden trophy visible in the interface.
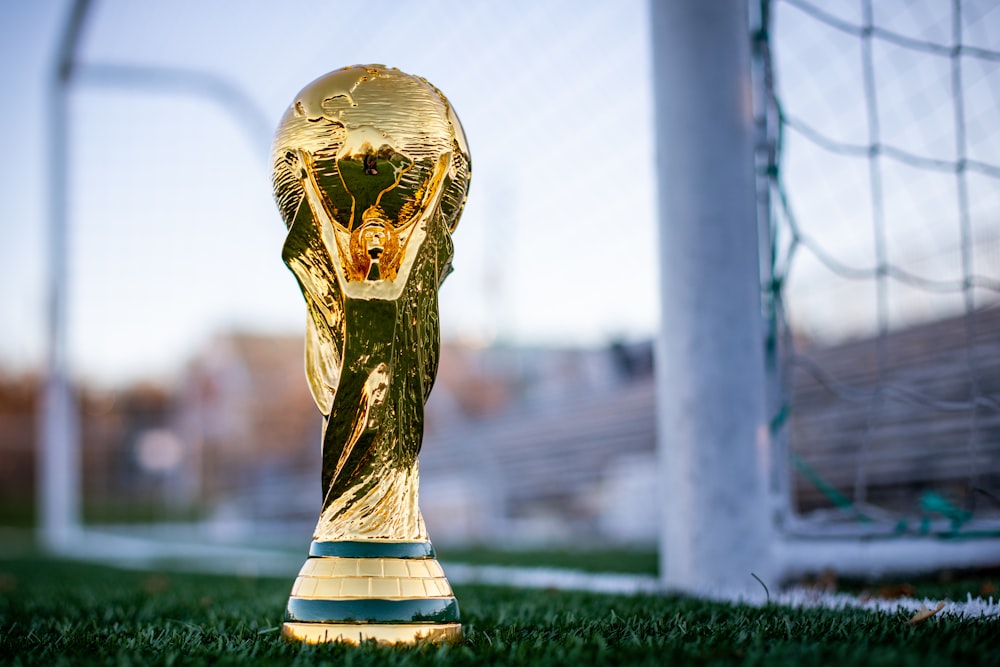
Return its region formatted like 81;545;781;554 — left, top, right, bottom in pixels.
271;65;471;644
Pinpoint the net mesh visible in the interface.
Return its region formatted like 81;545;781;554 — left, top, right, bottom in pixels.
757;0;1000;535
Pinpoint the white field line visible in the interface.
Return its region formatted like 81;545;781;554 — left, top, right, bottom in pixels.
768;587;999;620
441;563;1000;620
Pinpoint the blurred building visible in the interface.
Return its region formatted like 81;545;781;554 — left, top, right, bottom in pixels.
0;373;38;522
787;306;1000;520
175;333;319;512
0;372;178;523
167;332;649;543
4;308;996;544
420;310;1000;545
419;340;656;545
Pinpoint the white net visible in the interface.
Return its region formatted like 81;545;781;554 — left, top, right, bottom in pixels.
758;0;1000;536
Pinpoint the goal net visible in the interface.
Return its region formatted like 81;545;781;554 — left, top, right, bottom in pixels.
758;0;1000;539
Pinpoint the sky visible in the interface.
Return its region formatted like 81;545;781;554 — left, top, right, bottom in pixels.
1;0;997;386
0;0;660;386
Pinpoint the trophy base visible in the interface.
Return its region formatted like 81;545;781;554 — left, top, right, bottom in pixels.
282;622;462;645
283;540;461;645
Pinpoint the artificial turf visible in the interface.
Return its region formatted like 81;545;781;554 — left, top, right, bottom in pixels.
0;555;997;666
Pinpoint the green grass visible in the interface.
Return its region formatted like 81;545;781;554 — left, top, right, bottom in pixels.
1;555;997;666
0;501;206;528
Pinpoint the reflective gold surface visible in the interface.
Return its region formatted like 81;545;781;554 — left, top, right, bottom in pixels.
272;64;470;644
282;622;462;645
290;556;454;599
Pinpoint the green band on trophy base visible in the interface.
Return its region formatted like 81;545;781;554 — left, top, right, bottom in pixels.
309;541;436;559
286;597;460;624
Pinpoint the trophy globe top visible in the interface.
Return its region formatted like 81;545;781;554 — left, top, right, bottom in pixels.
272;65;471;285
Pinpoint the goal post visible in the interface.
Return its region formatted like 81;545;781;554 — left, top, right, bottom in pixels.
38;0;91;551
649;0;775;599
